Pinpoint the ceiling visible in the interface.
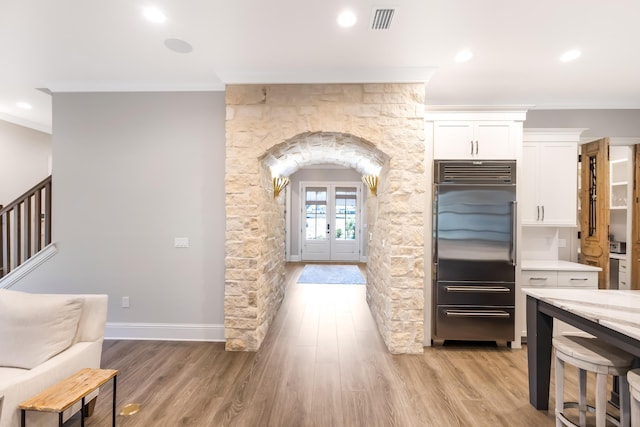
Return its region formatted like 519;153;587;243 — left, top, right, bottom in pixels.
1;1;639;134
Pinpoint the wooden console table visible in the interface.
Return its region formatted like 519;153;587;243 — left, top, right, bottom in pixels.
19;368;119;427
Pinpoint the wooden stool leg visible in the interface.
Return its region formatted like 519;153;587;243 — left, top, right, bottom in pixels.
595;372;607;427
620;375;631;427
579;368;587;427
555;354;564;427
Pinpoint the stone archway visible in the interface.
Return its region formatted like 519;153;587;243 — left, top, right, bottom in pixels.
225;84;426;354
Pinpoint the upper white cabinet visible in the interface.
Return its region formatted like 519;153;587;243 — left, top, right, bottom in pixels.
425;109;526;160
521;129;584;227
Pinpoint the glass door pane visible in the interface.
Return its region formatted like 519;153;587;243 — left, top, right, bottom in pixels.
305;187;327;241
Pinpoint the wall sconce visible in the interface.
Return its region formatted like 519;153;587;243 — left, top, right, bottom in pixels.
273;176;290;198
361;175;378;196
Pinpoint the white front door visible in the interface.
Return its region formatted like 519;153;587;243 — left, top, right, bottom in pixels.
301;183;360;261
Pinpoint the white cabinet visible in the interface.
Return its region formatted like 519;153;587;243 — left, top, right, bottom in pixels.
433;121;516;159
425;109;526;160
521;129;584;226
520;264;599;339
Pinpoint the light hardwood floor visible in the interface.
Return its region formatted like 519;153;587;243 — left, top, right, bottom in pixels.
67;264;615;426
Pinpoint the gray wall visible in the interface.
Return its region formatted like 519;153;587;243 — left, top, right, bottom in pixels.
0;120;51;205
12;92;227;336
526;109;640;138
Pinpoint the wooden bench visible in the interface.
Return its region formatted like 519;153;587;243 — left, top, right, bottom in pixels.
18;368;119;427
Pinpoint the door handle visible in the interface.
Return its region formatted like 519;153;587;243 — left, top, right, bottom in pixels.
327;223;330;234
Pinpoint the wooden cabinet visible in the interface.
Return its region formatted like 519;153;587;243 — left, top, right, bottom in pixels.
520;262;599;338
425;109;526;160
521;129;584;226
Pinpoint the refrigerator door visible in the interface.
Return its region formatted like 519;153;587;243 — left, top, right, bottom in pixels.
435;184;516;283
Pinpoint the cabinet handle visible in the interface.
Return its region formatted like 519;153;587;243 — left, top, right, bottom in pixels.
621;281;627;286
570;278;588;281
475;140;479;155
537;206;540;221
621;265;627;269
541;205;545;221
470;140;474;155
529;277;548;281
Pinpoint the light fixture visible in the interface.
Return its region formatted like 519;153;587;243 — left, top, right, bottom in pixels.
143;7;166;23
560;49;581;62
362;175;378;196
273;176;290;198
16;102;32;110
337;10;357;27
455;50;473;63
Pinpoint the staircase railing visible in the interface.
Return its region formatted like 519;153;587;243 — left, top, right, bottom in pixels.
0;176;52;278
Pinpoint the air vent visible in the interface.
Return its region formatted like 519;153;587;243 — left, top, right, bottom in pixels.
435;161;516;184
370;8;395;30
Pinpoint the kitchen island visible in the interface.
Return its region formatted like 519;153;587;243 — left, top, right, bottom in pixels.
525;288;640;410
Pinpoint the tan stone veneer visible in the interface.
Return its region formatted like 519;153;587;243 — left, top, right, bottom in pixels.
225;83;427;353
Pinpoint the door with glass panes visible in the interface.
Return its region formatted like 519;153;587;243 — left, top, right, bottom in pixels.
301;183;361;261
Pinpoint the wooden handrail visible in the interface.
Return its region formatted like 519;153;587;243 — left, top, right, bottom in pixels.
0;175;52;278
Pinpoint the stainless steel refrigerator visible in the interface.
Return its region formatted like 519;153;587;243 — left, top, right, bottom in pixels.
433;160;516;343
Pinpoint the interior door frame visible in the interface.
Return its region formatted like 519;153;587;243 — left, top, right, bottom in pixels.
298;181;363;262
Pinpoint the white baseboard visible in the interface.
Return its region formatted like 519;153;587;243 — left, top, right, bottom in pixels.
105;322;225;342
360;255;368;262
0;243;58;289
289;255;301;262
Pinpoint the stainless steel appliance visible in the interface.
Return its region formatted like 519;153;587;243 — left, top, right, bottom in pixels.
610;241;626;254
433;160;516;342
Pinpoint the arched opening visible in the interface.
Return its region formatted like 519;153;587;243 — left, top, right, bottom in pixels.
224;83;426;354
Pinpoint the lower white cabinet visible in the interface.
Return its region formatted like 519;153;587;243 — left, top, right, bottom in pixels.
520;267;598;338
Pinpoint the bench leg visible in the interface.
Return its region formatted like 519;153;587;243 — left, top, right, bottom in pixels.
21;410;25;427
81;397;85;427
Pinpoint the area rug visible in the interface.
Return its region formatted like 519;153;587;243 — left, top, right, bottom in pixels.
296;264;365;285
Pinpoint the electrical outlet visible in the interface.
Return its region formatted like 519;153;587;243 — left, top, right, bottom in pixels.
122;296;130;308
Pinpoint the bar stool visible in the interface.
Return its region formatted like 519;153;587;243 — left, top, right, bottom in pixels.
628;369;640;427
554;335;633;427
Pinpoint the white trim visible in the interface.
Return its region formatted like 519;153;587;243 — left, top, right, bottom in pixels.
105;322;225;342
289;255;301;262
0;112;52;134
285;182;292;261
359;255;368;262
0;243;58;289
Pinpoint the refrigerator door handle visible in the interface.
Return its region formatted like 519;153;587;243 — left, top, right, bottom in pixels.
511;200;517;266
445;286;511;293
445;310;511;318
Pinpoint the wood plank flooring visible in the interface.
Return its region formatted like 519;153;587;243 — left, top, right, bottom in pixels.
65;263;617;426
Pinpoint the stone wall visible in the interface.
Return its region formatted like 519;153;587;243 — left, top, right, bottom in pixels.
225;83;426;353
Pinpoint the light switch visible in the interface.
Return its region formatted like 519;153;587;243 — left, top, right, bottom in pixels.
174;237;189;248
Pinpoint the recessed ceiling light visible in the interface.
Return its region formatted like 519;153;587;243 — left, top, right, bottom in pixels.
337;10;357;28
143;7;166;23
455;50;473;62
16;102;32;110
560;49;581;62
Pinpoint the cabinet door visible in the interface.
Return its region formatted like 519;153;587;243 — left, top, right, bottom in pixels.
521;143;540;224
474;122;515;159
538;143;578;226
433;122;475;159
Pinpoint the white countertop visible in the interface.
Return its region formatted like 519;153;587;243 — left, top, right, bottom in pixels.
521;259;602;272
610;253;627;260
524;288;640;341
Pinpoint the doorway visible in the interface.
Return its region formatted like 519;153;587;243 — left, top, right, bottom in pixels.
300;182;361;262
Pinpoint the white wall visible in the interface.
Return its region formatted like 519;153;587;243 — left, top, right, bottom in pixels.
0;119;51;206
12;92;227;341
